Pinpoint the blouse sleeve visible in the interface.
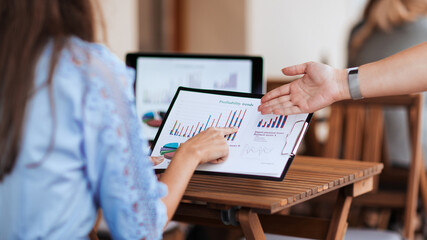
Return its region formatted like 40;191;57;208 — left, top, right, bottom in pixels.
77;41;168;240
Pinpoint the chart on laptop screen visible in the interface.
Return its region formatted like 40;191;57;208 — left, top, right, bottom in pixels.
135;56;255;140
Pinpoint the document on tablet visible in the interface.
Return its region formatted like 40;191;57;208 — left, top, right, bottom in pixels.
151;87;312;181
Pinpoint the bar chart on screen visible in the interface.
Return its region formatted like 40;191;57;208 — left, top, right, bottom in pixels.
168;109;247;141
213;73;238;89
142;72;202;105
257;115;288;129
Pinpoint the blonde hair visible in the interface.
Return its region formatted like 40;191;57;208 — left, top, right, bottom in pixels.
349;0;427;62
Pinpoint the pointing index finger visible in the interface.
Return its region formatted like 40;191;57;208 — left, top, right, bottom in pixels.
217;127;238;136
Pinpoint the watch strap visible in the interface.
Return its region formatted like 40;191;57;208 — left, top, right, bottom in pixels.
347;67;363;100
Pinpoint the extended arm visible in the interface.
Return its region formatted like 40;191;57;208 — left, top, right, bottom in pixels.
258;42;427;115
359;42;427;98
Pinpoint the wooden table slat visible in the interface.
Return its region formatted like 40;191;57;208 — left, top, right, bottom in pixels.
181;156;383;213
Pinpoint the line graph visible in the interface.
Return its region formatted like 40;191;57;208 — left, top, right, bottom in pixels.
241;144;274;160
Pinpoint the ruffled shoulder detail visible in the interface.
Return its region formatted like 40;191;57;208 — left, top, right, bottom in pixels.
67;37;168;239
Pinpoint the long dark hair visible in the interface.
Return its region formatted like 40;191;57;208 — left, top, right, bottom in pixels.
0;0;101;181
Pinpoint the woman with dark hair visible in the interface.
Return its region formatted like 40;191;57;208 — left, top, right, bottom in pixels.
0;1;236;239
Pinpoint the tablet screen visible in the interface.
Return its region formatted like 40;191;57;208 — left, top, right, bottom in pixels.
151;87;311;181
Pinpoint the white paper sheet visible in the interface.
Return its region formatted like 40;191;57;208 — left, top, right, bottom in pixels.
152;89;310;179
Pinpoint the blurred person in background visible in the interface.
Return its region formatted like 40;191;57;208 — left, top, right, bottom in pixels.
348;0;427;168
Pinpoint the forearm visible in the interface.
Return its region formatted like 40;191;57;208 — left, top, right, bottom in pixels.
356;42;427;98
159;150;199;222
158;127;235;222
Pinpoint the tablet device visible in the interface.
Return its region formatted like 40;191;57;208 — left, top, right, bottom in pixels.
126;53;263;140
151;87;312;181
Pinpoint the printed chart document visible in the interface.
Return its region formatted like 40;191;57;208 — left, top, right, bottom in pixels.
151;87;312;180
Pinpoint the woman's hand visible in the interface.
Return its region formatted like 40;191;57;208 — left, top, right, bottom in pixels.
174;127;238;165
150;156;165;166
258;62;349;115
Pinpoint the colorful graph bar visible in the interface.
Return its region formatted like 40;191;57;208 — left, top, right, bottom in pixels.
168;109;246;141
228;111;236;127
170;121;178;135
257;115;287;129
230;109;246;141
215;113;222;127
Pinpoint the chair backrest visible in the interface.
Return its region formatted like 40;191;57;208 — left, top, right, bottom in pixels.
303;94;425;239
321;94;423;167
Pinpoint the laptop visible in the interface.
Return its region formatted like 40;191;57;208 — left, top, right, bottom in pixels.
126;53;263;140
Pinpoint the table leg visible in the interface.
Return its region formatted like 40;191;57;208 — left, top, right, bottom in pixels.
419;152;427;216
403;144;422;240
327;188;353;240
236;208;266;240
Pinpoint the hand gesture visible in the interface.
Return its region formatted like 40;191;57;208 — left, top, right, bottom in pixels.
258;62;347;115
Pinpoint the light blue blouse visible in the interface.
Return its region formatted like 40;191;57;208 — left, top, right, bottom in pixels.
0;37;168;239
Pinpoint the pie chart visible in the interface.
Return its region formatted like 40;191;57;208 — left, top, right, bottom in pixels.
160;142;179;160
142;111;166;127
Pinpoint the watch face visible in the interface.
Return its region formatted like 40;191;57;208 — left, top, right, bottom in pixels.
348;67;358;74
349;68;358;74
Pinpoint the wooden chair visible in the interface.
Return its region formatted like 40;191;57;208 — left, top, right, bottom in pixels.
89;210;102;240
306;94;427;240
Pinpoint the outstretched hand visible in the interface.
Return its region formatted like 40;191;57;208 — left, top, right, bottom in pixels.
258;62;348;115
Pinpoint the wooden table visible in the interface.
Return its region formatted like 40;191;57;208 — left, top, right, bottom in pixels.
172;156;383;240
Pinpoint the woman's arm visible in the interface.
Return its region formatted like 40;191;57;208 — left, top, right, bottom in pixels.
83;42;238;238
258;42;427;115
159;127;237;222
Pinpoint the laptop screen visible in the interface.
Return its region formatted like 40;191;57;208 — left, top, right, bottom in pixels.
126;53;263;140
